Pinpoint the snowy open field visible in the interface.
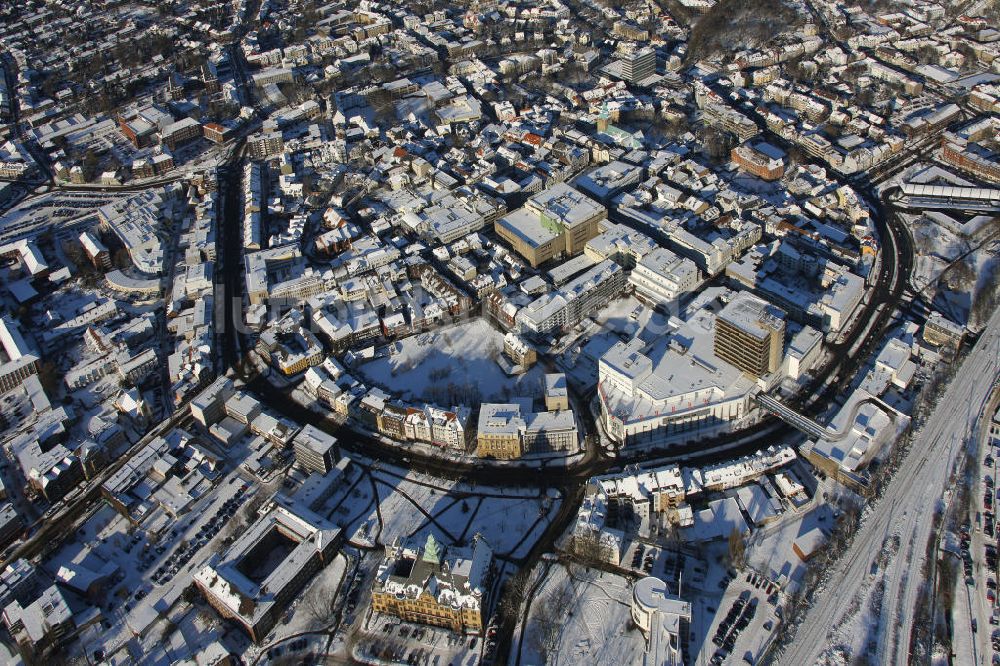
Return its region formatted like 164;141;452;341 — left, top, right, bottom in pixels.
354;319;546;405
519;562;647;666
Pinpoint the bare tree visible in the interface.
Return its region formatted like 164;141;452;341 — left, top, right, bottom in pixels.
571;530;609;565
727;527;746;569
302;580;338;628
528;576;574;661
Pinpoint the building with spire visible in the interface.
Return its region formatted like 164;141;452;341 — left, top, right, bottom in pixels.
370;533;495;634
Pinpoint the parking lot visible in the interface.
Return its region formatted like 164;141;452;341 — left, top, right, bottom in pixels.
101;476;253;613
354;613;482;666
150;480;251;587
627;540;663;575
960;412;1000;664
623;541;691;583
701;571;781;665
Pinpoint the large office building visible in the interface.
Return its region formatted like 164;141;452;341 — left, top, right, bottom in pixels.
800;389;896;491
597;294;761;446
79;231;111;270
516;259;625;337
247;130;284;160
922;311;965;348
0;317;39;394
476;399;578;459
11;409;84;504
525;410;578;453
371;533;494;634
713;292;786;379
97;190;166;275
194;502;341;642
584;222;658;269
731;142;786;181
476;403;525;459
160;117;202;150
423;191;503;244
575;161;644;204
3;585;76;663
628;247;700;308
292;425;339;474
495;182;606;267
619;44;657;83
0;504;23;551
190;376;237;427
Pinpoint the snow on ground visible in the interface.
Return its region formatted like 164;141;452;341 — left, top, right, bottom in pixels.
905;211;1000;325
371;472;559;557
163;604;226;662
684;542;730;662
913;254;951;293
519;562;647;666
745;502;836;588
322;463;561;557
806;532;898;666
728;172;787;197
373;474;460;544
354;606;481;666
0;639;22;665
447;495;555;560
353;319;546;405
952;581;978;666
698;568;782;666
593;294;678;344
264;553;348;643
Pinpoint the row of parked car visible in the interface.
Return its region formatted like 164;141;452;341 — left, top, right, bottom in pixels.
712;591;758;660
366;639;437;666
482;623;499;663
631;544;660;574
266;637;311;661
985;451;1000;665
965;450;1000;648
984;471;995;528
153;485;249;586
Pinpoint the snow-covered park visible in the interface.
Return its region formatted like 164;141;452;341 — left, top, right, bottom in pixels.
312;461;562;560
355;318;547;406
519;562;648;666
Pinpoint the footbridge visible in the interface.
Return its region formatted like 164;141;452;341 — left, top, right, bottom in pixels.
755;393;832;441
